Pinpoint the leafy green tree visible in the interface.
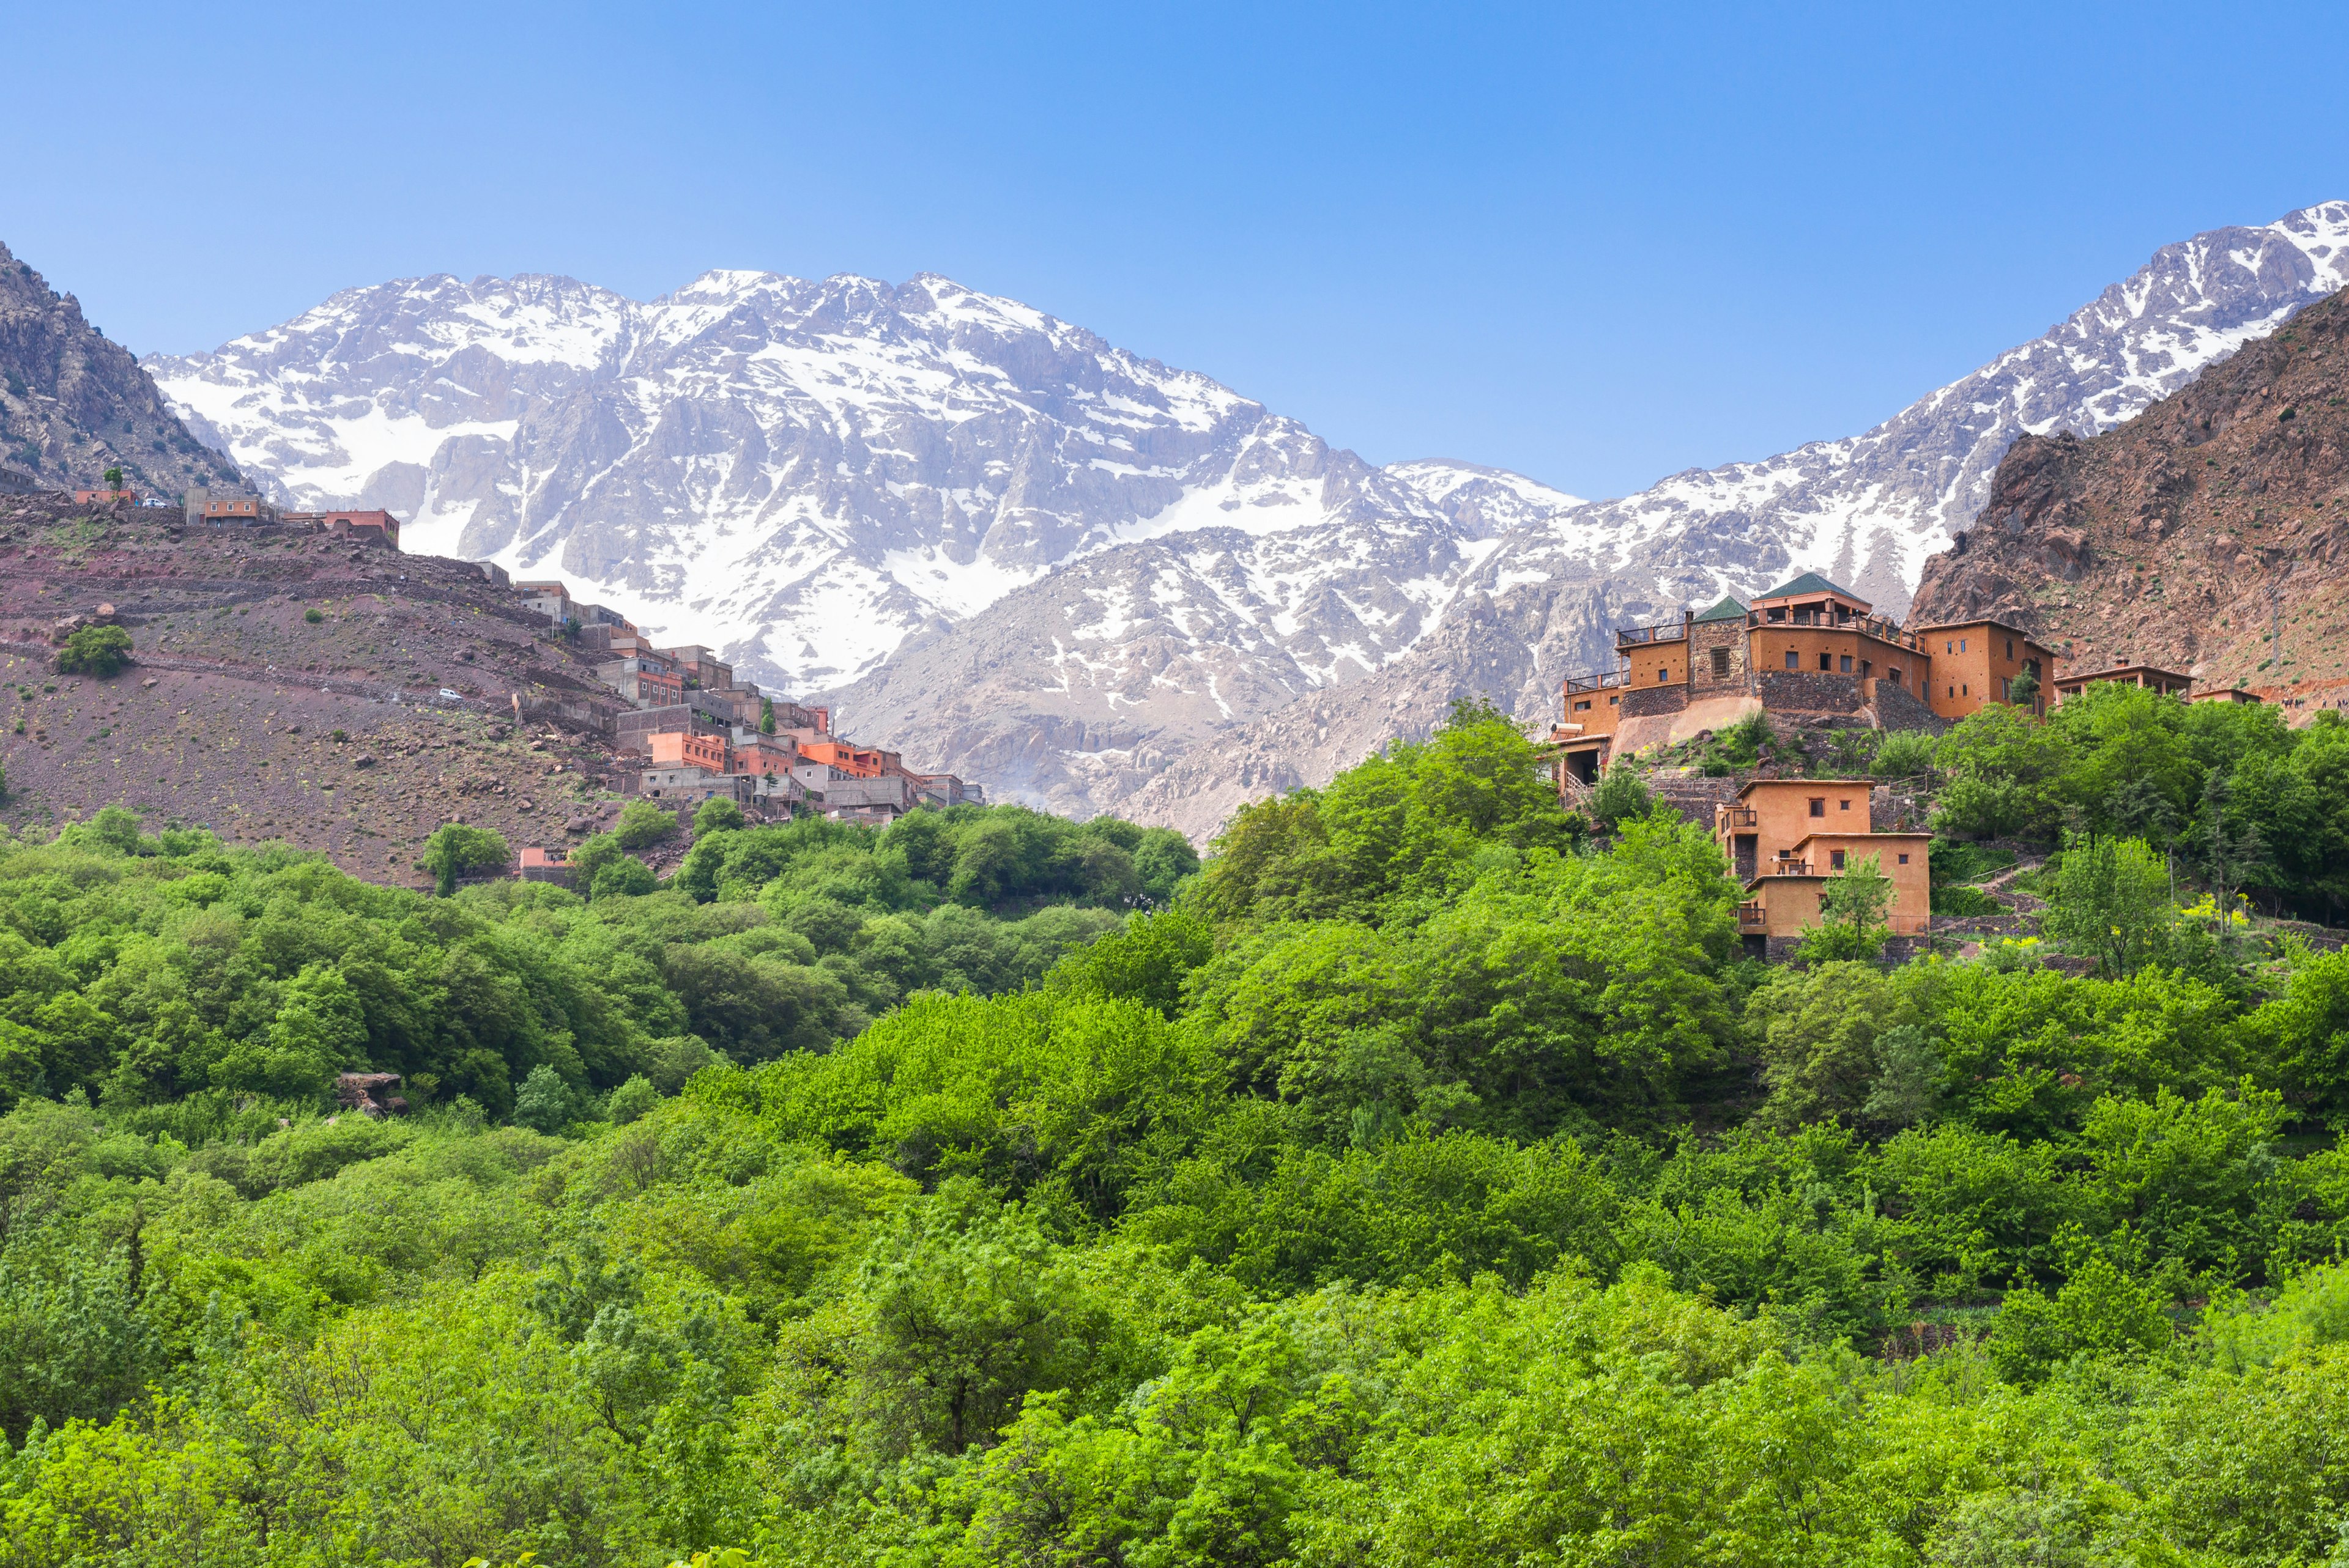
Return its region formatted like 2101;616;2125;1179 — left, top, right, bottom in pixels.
56;624;132;678
694;796;746;836
1988;1245;2172;1385
614;799;682;851
1587;762;1655;830
589;854;658;900
510;1062;579;1133
1806;851;1892;962
760;697;777;735
2006;666;2040;710
2041;835;2172;977
421;822;510;896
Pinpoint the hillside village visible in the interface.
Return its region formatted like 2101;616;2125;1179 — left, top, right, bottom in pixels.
0;481;976;892
1545;566;2333;956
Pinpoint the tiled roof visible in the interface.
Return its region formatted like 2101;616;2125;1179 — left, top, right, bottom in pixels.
1693;595;1748;623
1754;571;1865;603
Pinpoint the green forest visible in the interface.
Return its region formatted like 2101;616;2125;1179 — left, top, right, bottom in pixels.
5;694;2349;1566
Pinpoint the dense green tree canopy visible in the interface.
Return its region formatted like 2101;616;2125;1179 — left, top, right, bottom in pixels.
0;701;2345;1565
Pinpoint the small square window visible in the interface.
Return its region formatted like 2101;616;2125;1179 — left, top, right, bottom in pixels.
1658;667;1669;683
1785;651;1799;670
1831;849;1846;870
1819;652;1832;671
1608;695;1619;705
1839;799;1850;810
1898;853;1910;865
1839;654;1853;673
1808;798;1826;817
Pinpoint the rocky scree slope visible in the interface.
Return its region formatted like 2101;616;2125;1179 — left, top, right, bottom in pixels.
0;494;638;886
1909;286;2349;707
0;242;239;497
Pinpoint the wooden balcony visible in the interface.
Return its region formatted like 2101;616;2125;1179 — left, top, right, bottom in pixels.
1736;903;1767;930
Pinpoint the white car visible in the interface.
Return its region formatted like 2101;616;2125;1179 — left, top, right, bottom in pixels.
437;688;463;700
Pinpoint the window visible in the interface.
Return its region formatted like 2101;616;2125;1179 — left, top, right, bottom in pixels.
1839;799;1851;811
1830;849;1846;870
1658;667;1669;683
2006;637;2015;659
1608;695;1619;705
1998;678;2009;701
1898;852;1910;865
1889;667;1902;684
1808;798;1826;818
1949;685;1956;698
1839;654;1853;673
1961;638;1968;653
1962;684;1969;697
1573;699;1590;712
1785;651;1799;670
1945;640;1953;653
1818;652;1832;671
1710;647;1731;677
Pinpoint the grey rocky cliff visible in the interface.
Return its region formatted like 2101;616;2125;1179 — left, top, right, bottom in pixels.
0;240;239;495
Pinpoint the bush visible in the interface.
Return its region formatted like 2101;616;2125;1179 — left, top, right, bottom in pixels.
420;822;511;897
55;625;132;678
603;1074;659;1125
303;608;324;624
1588;764;1655;830
590;855;658;901
694;797;746;836
1931;884;2003;917
1871;729;1936;778
613;799;681;851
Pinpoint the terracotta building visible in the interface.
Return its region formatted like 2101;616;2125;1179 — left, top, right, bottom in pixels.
2053;661;2192;704
1545;571;2056;790
1916;619;2055;718
1713;777;1931;953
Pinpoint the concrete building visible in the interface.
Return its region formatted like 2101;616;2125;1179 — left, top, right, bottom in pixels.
517;846;576;887
283;509;402;547
187;487;278;526
516;580;574;625
640;765;755;805
596;656;685;709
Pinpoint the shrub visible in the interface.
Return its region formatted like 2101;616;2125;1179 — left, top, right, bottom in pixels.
511;1063;581;1134
603;1074;659;1125
1588;764;1655;829
694;796;746;836
303;608;324;624
421;822;511;897
1871;729;1937;778
55;625;132;678
613;799;681;851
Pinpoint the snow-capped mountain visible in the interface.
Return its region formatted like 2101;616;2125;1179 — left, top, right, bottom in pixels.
147;201;2349;834
146;271;1543;693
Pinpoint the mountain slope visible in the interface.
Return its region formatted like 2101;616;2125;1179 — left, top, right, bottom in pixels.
1907;285;2349;701
147;273;1532;698
0;241;239;495
1098;202;2349;837
148;203;2349;832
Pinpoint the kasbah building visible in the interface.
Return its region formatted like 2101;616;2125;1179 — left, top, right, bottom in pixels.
1538;571;2241;957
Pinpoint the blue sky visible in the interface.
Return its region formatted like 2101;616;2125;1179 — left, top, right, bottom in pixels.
6;1;2343;500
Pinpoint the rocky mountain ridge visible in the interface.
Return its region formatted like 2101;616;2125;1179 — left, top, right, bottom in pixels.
144;203;2349;835
0;241;239;497
1909;285;2349;711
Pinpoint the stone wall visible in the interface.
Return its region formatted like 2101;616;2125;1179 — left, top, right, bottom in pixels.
1871;677;1950;734
1754;669;1865;714
1688;617;1750;695
1647;768;1745;827
1621;684;1689;720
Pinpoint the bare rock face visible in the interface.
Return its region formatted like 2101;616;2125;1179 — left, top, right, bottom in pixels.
1909;286;2349;699
0;240;239;495
144;204;2349;837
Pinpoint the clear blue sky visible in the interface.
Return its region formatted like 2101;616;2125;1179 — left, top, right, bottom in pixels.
6;1;2343;501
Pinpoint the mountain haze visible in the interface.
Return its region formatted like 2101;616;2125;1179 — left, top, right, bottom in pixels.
146;202;2349;833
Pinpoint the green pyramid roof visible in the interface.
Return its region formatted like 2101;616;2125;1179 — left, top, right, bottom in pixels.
1755;570;1865;604
1693;595;1748;623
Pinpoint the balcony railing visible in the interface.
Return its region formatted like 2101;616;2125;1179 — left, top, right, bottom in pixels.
1719;807;1758;829
1563;668;1631;695
1737;903;1767;929
1614;619;1688;648
1748;608;1926;653
1770;860;1814;877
